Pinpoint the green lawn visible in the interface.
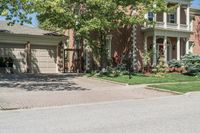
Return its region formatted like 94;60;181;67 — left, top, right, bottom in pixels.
150;82;200;93
97;73;200;85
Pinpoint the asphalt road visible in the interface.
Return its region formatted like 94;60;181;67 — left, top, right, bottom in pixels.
0;92;200;133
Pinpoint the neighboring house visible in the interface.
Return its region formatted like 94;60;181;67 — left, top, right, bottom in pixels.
0;21;66;73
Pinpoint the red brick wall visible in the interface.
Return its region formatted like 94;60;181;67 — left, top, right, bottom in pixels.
190;15;200;54
111;25;144;71
135;25;144;70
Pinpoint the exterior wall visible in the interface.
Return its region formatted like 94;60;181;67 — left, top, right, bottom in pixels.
111;26;132;66
135;25;144;70
111;25;144;71
190;15;200;54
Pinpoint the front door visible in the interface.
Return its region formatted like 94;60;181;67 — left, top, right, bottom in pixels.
157;43;164;59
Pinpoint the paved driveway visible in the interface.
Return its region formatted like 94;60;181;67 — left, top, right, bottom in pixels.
0;74;173;110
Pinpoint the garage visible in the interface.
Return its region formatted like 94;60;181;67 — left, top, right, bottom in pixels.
0;43;26;73
0;21;65;74
31;45;57;73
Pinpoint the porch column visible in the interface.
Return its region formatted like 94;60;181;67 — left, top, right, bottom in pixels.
186;38;190;54
163;12;167;28
164;36;167;63
153;34;157;66
186;4;190;30
177;37;181;60
177;5;181;29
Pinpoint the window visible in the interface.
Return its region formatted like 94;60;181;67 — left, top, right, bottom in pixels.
168;13;176;23
148;12;154;21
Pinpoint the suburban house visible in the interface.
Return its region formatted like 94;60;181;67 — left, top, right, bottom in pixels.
0;0;200;73
0;21;66;73
78;0;200;72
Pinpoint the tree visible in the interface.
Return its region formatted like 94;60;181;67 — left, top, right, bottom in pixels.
0;0;33;25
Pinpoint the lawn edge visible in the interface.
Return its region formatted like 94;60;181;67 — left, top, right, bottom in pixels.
146;86;183;95
87;76;128;86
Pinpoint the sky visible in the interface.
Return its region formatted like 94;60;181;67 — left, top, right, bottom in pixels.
0;0;200;27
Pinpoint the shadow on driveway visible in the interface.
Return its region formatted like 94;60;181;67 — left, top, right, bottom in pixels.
0;74;90;91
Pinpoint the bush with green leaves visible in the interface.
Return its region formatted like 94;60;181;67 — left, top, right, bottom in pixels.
168;59;183;68
182;54;200;76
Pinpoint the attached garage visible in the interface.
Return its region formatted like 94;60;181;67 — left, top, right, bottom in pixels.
0;21;65;74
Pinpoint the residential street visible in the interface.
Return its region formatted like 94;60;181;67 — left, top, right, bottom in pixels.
0;92;200;133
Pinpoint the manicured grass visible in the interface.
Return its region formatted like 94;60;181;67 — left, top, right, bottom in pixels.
150;82;200;93
97;73;200;85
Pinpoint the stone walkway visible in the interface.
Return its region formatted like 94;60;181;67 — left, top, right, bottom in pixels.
0;74;173;110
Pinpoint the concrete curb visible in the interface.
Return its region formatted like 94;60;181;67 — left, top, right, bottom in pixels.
145;86;183;95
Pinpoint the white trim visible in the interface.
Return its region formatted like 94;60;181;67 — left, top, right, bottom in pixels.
186;5;190;30
164;36;168;63
0;33;64;46
186;39;190;54
177;5;181;29
177;37;181;60
164;12;167;28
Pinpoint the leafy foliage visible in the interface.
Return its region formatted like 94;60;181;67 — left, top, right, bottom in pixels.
0;0;33;25
152;56;167;75
168;59;182;68
182;54;200;76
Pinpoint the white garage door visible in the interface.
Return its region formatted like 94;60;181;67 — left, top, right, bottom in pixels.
31;45;57;73
0;43;26;73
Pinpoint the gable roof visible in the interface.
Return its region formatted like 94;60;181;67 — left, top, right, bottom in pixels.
0;21;51;36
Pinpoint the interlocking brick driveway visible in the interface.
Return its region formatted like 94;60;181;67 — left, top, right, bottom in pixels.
0;74;173;110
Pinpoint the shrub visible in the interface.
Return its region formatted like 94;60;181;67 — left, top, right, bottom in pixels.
167;59;184;73
182;54;200;76
168;59;182;68
152;56;167;74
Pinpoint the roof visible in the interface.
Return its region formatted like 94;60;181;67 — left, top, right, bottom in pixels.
0;21;53;36
190;8;200;15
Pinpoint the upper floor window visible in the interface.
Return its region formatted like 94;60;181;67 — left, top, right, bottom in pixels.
168;13;176;23
148;12;154;21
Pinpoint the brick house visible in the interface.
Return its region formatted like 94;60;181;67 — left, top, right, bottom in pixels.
66;0;200;72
